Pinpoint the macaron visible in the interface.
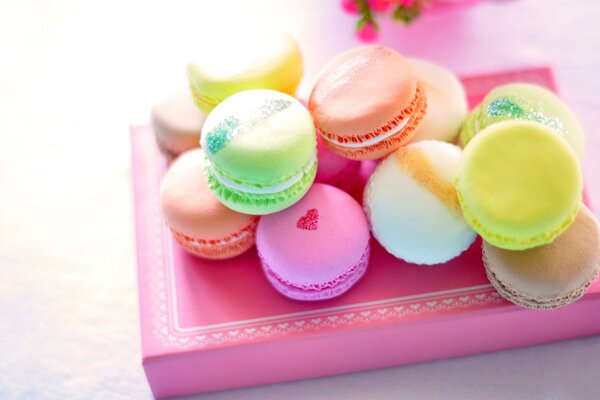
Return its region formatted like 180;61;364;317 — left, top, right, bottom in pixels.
459;83;585;159
187;32;303;113
151;91;206;159
160;149;258;259
309;45;427;160
257;183;370;301
201;89;317;215
315;134;361;193
364;140;476;265
408;59;467;144
483;204;600;309
456;120;582;250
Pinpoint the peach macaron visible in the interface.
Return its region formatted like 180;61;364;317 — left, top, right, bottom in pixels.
160;149;258;259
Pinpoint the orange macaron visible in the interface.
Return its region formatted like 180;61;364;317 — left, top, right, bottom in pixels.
309;45;427;160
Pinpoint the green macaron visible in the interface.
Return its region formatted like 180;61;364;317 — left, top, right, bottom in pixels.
459;83;584;159
201;89;317;215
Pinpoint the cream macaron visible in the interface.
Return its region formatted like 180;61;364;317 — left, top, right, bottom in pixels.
151;91;206;159
408;59;468;144
364;140;476;264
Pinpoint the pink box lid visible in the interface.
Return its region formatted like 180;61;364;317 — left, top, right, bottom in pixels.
132;66;600;397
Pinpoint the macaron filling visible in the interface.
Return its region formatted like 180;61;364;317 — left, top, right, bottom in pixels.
315;82;427;160
321;117;410;148
208;153;317;195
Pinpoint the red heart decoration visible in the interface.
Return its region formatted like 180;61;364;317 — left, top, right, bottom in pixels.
296;208;319;231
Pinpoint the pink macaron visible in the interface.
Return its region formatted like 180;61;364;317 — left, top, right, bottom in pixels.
315;134;362;193
256;183;370;301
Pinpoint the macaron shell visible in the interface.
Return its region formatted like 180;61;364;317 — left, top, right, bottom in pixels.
460;83;585;159
456;121;582;250
159;149;255;240
256;183;370;287
187;33;303;111
458;104;481;147
309;45;418;138
365;141;476;264
151;91;205;156
201;90;316;186
261;246;370;301
483;204;600;306
170;221;258;260
408;59;467;143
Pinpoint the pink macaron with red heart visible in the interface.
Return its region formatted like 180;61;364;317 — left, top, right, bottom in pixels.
256;183;370;301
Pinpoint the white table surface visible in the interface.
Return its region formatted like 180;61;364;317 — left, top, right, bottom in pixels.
1;0;600;399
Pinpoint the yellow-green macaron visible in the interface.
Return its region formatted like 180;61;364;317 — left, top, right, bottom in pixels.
456;120;582;250
187;32;303;113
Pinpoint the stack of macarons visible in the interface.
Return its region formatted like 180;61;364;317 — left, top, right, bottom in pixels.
454;84;598;309
156;39;599;308
150;32;304;160
159;38;379;302
456;119;598;309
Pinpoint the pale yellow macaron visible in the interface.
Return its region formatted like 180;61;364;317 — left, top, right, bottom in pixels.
187;32;303;112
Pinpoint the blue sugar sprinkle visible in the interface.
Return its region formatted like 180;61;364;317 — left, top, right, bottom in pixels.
487;97;525;118
205;116;240;155
205;98;292;155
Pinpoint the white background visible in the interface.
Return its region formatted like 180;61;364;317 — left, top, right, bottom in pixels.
1;0;600;399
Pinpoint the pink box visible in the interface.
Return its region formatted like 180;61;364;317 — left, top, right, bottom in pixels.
132;67;600;399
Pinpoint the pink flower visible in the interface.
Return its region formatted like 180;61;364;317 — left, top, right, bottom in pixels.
400;0;416;5
368;0;392;12
341;0;359;14
356;21;379;42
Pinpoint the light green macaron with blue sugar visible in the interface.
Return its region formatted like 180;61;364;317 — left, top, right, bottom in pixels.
459;83;584;160
201;89;317;215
